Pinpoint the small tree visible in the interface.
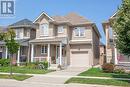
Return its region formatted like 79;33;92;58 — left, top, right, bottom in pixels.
0;29;19;75
112;0;130;57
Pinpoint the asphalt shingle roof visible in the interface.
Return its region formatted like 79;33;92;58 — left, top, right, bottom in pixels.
52;13;92;25
9;19;34;27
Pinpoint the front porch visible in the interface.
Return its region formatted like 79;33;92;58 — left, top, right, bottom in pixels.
31;43;68;69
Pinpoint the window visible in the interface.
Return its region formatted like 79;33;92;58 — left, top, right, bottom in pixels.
16;29;20;38
24;29;30;37
74;27;85;37
40;23;49;36
41;45;47;54
58;26;64;33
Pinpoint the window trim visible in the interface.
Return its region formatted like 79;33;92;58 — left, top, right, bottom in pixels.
40;23;49;36
24;29;30;37
15;29;21;39
58;26;64;33
74;27;85;37
41;45;47;54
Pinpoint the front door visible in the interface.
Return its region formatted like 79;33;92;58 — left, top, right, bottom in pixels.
56;45;66;65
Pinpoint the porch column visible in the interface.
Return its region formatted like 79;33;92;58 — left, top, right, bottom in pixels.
31;44;34;62
17;47;20;66
47;44;50;66
5;47;8;59
59;43;62;65
114;47;118;65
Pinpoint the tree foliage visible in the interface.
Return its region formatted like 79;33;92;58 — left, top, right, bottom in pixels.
0;29;19;75
112;0;130;56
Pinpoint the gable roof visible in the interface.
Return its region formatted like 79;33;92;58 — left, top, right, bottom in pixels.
33;11;54;23
9;19;35;28
34;11;93;25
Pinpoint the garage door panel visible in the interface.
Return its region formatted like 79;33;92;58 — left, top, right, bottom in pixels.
70;51;90;67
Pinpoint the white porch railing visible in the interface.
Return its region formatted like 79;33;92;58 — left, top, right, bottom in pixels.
33;57;47;62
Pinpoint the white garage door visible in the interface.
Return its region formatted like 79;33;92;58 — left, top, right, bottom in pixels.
70;51;90;67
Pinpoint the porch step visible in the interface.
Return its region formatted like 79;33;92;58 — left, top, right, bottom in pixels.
49;64;58;70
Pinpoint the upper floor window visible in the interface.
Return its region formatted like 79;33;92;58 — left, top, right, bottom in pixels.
24;29;30;37
58;26;64;33
41;45;47;54
74;27;85;37
16;29;20;38
40;23;49;36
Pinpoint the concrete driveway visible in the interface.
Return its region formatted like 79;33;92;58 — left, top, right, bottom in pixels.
24;67;87;84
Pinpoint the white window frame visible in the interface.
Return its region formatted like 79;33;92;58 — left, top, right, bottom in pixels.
74;27;85;37
15;29;20;39
41;45;47;54
24;29;30;37
40;23;49;36
58;26;64;33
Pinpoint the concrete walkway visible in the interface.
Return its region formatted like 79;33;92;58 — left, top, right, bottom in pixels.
24;67;87;84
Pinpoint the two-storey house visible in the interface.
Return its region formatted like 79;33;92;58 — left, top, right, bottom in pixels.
30;12;101;69
8;19;36;65
102;13;130;65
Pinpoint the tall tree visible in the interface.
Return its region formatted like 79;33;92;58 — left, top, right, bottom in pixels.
0;29;19;75
112;0;130;56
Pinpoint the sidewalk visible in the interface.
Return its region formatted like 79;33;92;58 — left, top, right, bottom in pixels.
1;72;130;81
0;79;119;87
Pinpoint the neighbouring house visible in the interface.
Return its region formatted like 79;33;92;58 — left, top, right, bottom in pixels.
99;42;106;65
0;26;8;59
102;13;130;65
3;19;36;65
29;12;101;69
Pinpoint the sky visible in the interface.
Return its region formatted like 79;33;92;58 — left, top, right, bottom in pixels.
0;0;122;44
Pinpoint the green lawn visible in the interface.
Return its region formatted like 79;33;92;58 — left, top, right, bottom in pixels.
0;66;54;74
65;68;130;86
0;74;32;81
79;68;130;78
65;78;130;86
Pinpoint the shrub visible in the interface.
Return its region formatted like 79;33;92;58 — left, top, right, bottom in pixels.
42;61;48;70
26;62;37;69
102;63;115;73
114;67;125;74
0;59;10;66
